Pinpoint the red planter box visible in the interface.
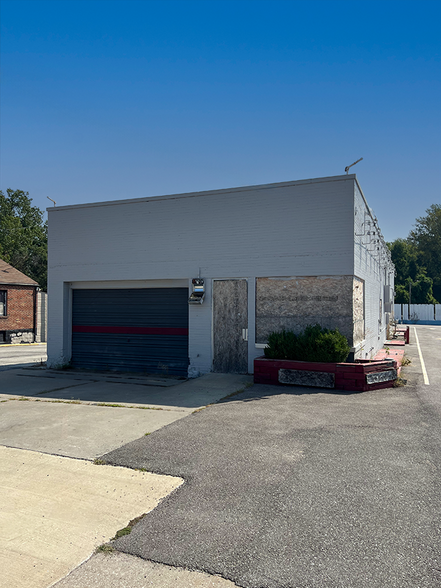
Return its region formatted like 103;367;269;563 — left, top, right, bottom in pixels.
254;356;398;392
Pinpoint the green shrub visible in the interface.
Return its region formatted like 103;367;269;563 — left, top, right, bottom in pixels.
264;324;350;363
265;330;299;359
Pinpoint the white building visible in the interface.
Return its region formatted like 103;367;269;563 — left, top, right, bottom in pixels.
47;174;394;376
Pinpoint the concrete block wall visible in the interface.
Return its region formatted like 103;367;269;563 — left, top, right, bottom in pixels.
36;291;48;343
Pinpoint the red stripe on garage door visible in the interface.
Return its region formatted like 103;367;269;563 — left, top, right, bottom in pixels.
72;325;188;336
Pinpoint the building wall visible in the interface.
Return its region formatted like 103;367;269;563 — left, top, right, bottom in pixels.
255;276;355;344
352;276;365;344
0;285;36;343
48;175;385;372
36;291;48;343
353;183;394;359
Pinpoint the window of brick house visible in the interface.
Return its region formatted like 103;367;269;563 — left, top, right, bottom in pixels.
0;291;6;316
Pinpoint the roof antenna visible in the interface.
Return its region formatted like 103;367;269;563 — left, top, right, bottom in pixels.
345;157;363;174
47;197;57;206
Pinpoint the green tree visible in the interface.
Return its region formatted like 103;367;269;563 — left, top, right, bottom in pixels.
0;189;47;290
411;272;436;304
388;205;440;304
408;204;441;301
388;239;419;284
394;283;409;304
392;277;436;305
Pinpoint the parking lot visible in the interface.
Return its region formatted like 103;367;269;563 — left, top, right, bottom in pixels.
0;327;440;588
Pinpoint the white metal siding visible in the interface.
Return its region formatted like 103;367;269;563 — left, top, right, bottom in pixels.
353;183;394;359
48;175;374;373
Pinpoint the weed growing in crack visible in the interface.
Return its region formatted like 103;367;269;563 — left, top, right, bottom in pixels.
394;377;408;387
95;543;114;555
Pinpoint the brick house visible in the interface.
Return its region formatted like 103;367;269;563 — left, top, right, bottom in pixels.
0;258;47;344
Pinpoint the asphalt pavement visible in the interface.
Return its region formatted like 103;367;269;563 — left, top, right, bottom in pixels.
1;330;440;588
100;325;441;588
0;343;47;370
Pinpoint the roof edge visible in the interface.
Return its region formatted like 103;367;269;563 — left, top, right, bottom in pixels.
0;282;38;287
47;174;357;212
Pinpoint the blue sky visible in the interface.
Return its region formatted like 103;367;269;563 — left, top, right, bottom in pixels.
1;0;440;241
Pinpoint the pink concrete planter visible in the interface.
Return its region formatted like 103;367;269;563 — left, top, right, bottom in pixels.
254;356;398;392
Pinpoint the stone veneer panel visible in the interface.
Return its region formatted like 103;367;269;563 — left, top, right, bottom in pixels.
255;276;354;344
353;277;365;345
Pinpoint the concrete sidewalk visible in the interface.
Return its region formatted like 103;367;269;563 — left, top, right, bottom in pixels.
53;553;238;588
0;399;190;459
0;446;183;588
0;367;251;409
0;371;252;588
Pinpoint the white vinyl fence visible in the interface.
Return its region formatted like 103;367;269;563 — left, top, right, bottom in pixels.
394;304;441;323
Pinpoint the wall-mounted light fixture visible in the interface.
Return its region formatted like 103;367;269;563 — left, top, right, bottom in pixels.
188;278;205;304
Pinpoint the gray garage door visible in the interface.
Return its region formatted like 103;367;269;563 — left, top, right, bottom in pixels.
72;288;189;376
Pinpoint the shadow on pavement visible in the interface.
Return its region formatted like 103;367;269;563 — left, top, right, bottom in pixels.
217;381;361;405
